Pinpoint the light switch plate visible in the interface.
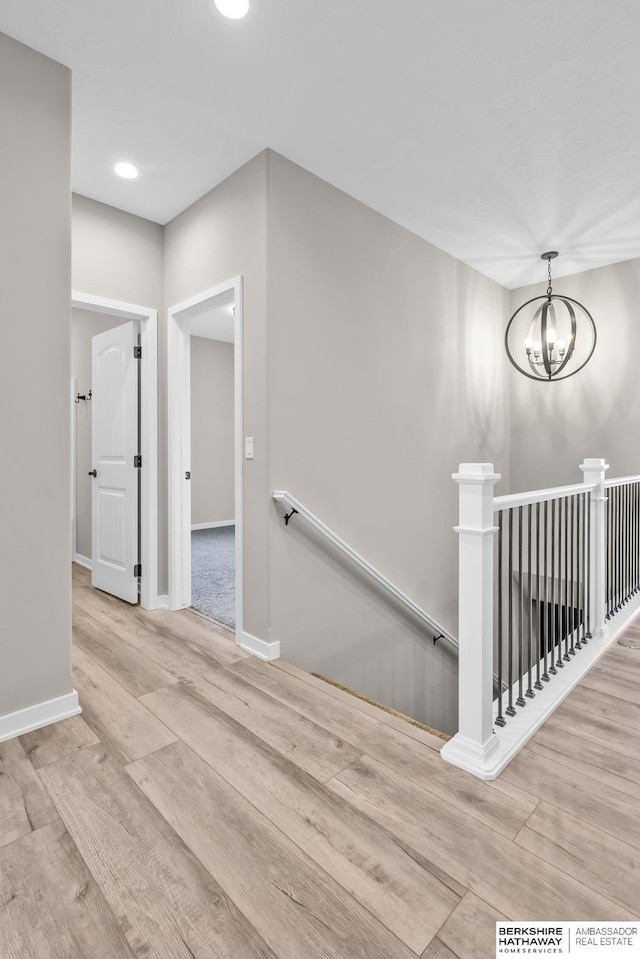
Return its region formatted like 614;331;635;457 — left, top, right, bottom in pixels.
245;436;254;459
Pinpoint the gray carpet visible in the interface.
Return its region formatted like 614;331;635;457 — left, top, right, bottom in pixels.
191;526;236;629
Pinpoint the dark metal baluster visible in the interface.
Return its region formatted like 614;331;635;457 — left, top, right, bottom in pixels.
542;500;550;683
632;483;636;595
585;490;591;642
616;485;619;606
633;483;639;594
526;503;535;698
612;485;617;613
506;509;516;716
517;506;526;706
619;485;623;608
576;491;583;648
612;485;616;614
557;497;564;666
605;487;611;619
575;492;582;649
495;511;506;727
564;492;570;660
534;502;543;690
633;483;640;593
636;482;639;594
626;483;631;603
609;485;613;614
549;498;558;673
569;494;576;656
622;484;627;605
619;485;623;606
628;483;632;601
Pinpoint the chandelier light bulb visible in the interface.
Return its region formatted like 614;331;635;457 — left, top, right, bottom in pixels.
524;336;534;350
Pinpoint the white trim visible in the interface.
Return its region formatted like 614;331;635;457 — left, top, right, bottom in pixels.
0;691;81;744
494;481;597;511
239;631;280;661
273;490;457;652
73;553;92;571
441;595;640;780
156;594;170;609
604;474;640;487
191;520;235;530
167;277;244;646
71;292;158;609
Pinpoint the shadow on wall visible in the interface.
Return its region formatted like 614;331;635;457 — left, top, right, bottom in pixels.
419;253;509;465
457;260;509;455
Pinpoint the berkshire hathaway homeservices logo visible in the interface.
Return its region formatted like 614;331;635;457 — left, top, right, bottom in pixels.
496;923;639;956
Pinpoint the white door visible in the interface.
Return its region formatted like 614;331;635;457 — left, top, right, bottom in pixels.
90;321;139;603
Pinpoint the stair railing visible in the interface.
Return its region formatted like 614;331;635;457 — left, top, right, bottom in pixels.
442;458;640;780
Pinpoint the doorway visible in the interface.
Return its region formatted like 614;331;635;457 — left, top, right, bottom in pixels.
71;292;158;609
167;277;243;641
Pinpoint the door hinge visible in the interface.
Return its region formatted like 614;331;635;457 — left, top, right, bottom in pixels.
133;346;142;359
134;455;142;468
134;564;141;577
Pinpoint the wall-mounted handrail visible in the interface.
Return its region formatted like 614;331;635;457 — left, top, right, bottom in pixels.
273;490;458;654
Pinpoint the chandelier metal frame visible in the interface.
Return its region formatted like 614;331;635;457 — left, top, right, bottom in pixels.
504;252;597;382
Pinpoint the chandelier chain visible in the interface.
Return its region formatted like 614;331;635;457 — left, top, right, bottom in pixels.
547;258;553;297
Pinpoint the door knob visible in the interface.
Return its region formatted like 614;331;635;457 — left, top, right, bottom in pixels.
88;469;97;477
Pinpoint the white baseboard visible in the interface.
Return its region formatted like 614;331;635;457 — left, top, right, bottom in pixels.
0;690;81;745
156;594;170;609
191;521;235;530
73;553;92;570
239;630;280;662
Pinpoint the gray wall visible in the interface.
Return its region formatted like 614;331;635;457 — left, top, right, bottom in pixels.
508;258;640;492
265;153;510;733
72;194;164;307
71;309;129;559
0;34;72;717
190;337;235;525
164;153;268;630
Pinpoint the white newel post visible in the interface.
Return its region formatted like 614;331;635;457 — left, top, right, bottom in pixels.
441;463;501;779
580;458;609;639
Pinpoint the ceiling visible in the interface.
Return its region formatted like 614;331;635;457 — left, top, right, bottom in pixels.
1;1;639;288
182;291;235;342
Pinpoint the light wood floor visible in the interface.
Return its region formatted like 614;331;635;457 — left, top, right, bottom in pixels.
2;565;640;958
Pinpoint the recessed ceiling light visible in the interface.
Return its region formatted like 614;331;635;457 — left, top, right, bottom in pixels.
113;161;141;180
214;0;250;19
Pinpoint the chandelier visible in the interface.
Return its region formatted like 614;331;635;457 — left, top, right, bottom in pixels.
505;252;597;381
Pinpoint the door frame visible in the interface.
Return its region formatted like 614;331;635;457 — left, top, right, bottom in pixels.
167;276;243;641
71;291;158;609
